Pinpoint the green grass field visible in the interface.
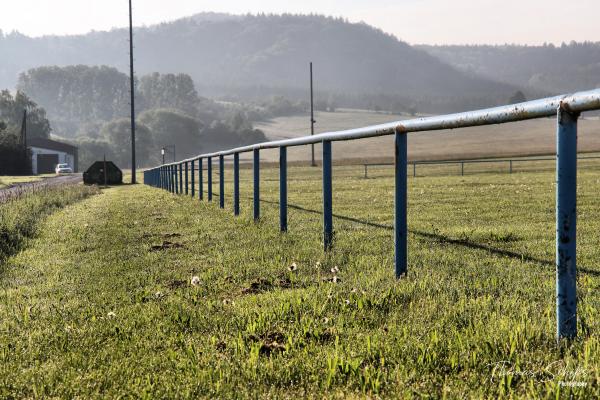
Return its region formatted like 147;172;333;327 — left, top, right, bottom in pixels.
0;166;599;398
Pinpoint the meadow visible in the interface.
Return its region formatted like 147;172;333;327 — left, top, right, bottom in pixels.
254;110;600;163
0;164;599;398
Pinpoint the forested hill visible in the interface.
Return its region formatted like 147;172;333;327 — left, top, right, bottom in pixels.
0;13;517;112
420;42;600;95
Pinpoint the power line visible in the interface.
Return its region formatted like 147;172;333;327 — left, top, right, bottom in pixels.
129;0;137;183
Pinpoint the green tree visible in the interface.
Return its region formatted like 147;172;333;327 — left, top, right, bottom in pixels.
138;73;200;117
99;119;154;168
0;90;51;139
138;109;204;160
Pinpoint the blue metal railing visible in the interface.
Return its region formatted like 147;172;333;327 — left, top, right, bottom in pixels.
144;88;600;340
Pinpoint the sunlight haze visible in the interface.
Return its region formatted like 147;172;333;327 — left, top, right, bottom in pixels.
1;0;599;44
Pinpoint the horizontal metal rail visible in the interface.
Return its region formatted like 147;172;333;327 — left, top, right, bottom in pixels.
363;155;600;178
144;88;600;342
157;89;600;165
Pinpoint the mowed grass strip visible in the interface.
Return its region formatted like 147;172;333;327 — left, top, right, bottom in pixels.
0;167;599;398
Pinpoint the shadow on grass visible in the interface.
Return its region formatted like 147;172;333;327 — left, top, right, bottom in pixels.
252;197;600;277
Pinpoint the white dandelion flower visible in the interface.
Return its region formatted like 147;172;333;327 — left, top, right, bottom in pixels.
191;276;201;286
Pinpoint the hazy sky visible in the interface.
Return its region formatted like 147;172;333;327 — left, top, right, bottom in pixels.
1;0;598;45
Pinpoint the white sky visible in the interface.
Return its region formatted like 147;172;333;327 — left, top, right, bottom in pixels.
1;0;599;45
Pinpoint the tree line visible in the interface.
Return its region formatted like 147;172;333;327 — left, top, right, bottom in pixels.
16;66;267;170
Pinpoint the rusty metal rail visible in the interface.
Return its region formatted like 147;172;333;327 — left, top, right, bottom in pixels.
144;88;600;341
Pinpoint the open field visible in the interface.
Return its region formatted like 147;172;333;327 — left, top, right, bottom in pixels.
1;167;599;398
253;110;600;164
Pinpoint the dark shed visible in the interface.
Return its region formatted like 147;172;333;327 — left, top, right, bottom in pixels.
83;161;123;185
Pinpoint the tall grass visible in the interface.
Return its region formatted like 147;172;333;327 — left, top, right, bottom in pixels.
0;184;98;261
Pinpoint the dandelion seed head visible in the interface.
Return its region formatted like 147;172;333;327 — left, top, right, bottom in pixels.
191;276;201;286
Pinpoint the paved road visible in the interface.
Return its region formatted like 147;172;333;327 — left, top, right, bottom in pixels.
0;174;83;203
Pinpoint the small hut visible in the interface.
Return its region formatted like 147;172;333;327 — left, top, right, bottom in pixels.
83;161;123;185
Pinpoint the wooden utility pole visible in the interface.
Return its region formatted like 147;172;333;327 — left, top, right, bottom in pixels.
129;0;137;183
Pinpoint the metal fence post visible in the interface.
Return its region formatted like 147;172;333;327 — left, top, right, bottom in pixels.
253;149;260;221
173;165;177;193
191;160;195;198
168;166;171;192
219;155;224;209
413;163;416;178
461;162;464;176
509;160;513;174
185;161;189;195
280;146;287;232
179;163;183;194
323;141;333;250
199;158;203;201
556;104;579;340
364;164;367;179
208;157;212;202
395;130;408;277
175;165;179;194
234;153;240;216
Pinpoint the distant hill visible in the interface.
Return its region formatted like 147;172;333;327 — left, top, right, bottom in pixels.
0;13;518;113
420;42;600;95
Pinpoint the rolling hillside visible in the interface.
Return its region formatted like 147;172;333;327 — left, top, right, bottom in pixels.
0;13;518;113
420;43;600;95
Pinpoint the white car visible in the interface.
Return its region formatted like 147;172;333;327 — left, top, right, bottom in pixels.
55;163;73;174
